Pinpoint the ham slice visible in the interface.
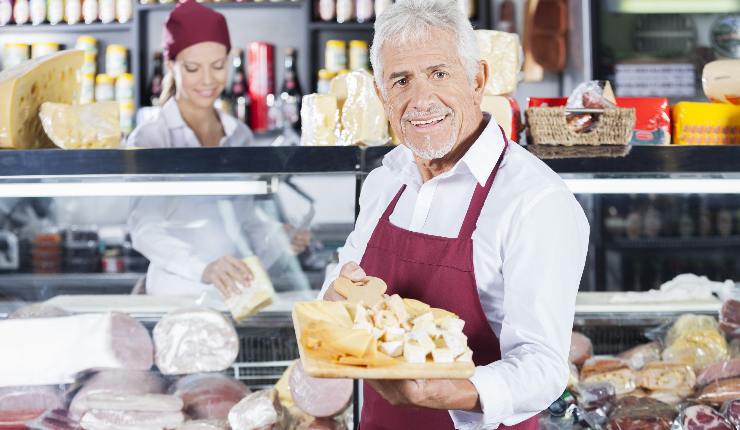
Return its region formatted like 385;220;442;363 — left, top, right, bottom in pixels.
69;370;166;420
0;313;153;387
79;410;185;430
171;373;249;420
289;360;352;418
228;390;283;430
697;358;740;387
637;362;696;394
25;409;80;430
153;308;238;375
698;377;740;406
606;396;676;430
569;332;593;367
683;405;733;430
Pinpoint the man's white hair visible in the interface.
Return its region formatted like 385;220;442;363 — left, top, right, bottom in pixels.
370;0;480;91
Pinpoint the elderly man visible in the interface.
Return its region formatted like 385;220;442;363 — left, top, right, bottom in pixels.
320;0;589;429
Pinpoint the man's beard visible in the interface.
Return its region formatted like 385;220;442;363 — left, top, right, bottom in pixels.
400;107;458;161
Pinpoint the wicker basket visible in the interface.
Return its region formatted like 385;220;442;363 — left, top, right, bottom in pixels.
526;106;635;146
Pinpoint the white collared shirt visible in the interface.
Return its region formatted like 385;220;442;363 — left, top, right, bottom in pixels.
125;99;292;296
320;116;590;429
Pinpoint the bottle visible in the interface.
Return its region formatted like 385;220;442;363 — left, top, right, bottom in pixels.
115;72;133;100
0;0;13;26
349;39;368;70
46;0;63;24
115;0;130;23
149;51;164;106
94;73;114;102
324;40;347;73
496;0;515;33
355;0;372;23
317;68;335;94
336;0;352;23
229;48;250;124
280;47;303;132
81;0;96;23
105;44;127;78
64;0;81;24
98;0;114;23
318;0;334;22
13;0;29;24
374;0;391;17
31;41;58;58
29;0;45;24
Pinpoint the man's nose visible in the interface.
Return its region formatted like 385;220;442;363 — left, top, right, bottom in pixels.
408;78;437;113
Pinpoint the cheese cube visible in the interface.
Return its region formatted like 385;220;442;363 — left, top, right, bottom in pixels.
456;348;473;363
0;50;85;149
403;341;428;364
431;348;455;363
354;303;372;326
412;312;434;327
442;332;468;356
406;329;435;354
382;327;405;343
380;341;403;357
374;310;400;329
387;294;409;324
439;317;465;334
372;327;385;340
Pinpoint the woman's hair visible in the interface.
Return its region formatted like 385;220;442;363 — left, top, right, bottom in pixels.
159;70;175;105
370;0;480;93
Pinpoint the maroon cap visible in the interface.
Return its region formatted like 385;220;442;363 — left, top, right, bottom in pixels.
162;0;231;61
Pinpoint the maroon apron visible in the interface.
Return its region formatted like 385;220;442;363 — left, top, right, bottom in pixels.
359;129;539;430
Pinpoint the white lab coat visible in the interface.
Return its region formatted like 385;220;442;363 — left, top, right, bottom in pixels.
126;99;307;295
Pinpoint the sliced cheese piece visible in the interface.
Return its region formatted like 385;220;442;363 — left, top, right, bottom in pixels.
374;309;400;329
225;256;275;322
438;317;465;334
380;341;403;358
0;50;85;149
294;301;353;328
431;348;455;364
403;298;431;319
406;329;435;354
415;320;442;339
412;312;434;326
387;294;409;323
442;332;468;357
456;348;473;363
403;341;428;364
382;326;405;343
39;101;120;149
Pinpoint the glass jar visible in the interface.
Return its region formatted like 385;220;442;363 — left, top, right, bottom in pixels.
13;0;30;25
31;41;59;58
95;73;114;102
80;72;95;104
0;0;12;26
349;39;368;71
105;44;127;78
119;100;134;134
317;68;336;94
75;35;97;55
115;72;133;100
82;52;97;75
324;39;347;73
3;43;29;69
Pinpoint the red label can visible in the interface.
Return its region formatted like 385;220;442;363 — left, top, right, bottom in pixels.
247;41;275;133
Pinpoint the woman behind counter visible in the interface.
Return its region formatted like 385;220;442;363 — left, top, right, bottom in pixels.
126;0;310;298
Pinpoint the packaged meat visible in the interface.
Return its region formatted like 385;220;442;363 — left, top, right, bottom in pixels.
0;386;65;429
79;409;185;430
720;299;740;340
637;362;696;393
605;396;676;430
697;377;740;406
618;342;661;370
575;381;616;411
171;373;250;420
85;393;183;412
228;389;284;430
682;404;733;430
667;314;721;345
569;332;593;367
647;390;684;405
565;81;617;134
8;304;70;319
672;102;740;145
663;314;728;372
176;421;229;430
697;358;740;387
721;399;740;428
153;308;239;375
0;313;153;387
69;370;166;420
580;357;637;396
26;409;81;430
614;98;671;145
274;362;313;429
289;360;352;418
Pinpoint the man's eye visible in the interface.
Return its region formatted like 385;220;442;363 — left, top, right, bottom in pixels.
394;78;408;87
433;71;448;79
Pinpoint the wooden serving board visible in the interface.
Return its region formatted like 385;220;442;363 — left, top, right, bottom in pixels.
292;308;475;380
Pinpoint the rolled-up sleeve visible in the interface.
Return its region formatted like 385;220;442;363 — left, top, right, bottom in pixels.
450;188;589;429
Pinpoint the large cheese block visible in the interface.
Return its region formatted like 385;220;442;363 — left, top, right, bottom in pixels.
0;50;85;149
39;101;121;149
336;70;389;146
476;30;522;96
300;94;338;146
481;95;521;142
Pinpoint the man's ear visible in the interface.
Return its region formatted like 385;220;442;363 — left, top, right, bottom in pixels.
473;60;488;106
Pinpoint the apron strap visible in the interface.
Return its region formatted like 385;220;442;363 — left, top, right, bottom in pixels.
458;126;509;240
381;184;407;221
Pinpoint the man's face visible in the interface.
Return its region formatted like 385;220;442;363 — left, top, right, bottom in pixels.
376;28;485;160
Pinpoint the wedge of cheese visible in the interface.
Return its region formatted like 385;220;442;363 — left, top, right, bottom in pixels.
39;101;121;149
0;50;85;149
300;94;338;146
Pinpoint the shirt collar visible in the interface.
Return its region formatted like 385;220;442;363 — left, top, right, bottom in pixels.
161;98;239;141
382;113;507;187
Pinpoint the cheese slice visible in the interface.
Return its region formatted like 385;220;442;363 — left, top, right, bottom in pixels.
294;301;353;328
39;101;120;149
0;50;85;149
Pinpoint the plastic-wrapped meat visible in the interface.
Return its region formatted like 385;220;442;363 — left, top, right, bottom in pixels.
720;299;740;339
176;421;229;430
575;381;616;411
663;314;729;372
69;370;166;420
0;386;65;429
85;393;183;412
697;377;740;406
637;362;696;394
79;409;185;430
0;313;153;387
721;399;740;428
581;357;637;396
171;373;250;420
9;304;70;319
569;332;593;367
697;357;740;387
228;390;284;430
289;360;353;418
153;308;239;375
606;396;677;430
617;342;661;370
26;409;80;430
682;405;733;430
647;390;684;405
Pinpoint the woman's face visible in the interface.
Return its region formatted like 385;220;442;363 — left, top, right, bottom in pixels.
169;41;228;109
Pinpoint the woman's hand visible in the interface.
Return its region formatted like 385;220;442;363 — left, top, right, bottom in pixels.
202;255;253;298
323;261;367;301
284;224;312;255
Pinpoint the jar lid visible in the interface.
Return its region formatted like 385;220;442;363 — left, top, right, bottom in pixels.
318;68;337;80
106;44;128;54
96;73;114;84
350;40;368;48
326;40;347;48
116;72;134;82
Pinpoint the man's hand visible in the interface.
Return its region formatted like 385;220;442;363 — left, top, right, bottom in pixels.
202;255;254;298
323;261;367;301
366;379;481;411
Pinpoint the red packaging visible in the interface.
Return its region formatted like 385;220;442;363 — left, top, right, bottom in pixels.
247;41;274;133
527;96;671;145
